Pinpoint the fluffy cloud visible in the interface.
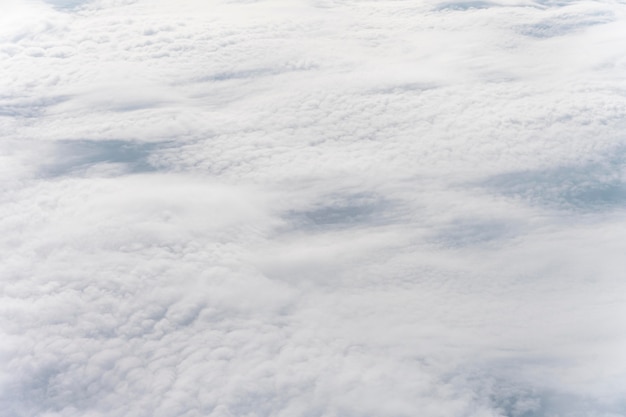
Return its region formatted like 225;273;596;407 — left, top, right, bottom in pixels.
2;0;626;416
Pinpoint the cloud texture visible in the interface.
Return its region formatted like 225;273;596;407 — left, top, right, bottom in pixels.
2;0;626;416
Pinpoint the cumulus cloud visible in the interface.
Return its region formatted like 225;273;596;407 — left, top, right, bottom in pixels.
2;0;626;416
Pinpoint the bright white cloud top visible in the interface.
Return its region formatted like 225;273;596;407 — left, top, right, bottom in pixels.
2;0;626;416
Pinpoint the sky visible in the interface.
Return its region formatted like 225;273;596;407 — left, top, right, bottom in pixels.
2;0;626;416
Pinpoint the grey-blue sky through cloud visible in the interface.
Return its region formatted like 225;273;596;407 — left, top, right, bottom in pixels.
2;0;626;416
42;0;90;10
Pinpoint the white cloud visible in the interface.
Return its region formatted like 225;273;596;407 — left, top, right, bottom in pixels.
2;0;626;416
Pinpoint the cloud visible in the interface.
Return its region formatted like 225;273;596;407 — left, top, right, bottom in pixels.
2;0;626;416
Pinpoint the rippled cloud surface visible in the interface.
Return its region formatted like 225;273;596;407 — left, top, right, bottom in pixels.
2;1;626;416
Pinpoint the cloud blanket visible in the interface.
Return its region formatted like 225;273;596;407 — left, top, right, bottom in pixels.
2;0;626;416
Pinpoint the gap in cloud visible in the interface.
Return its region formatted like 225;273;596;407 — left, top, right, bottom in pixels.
429;217;516;249
469;363;626;417
198;67;278;82
492;386;626;417
286;192;391;231
481;147;626;212
533;0;579;8
368;82;440;96
0;96;70;119
43;0;92;11
194;62;319;84
433;1;496;12
517;10;614;38
40;139;165;178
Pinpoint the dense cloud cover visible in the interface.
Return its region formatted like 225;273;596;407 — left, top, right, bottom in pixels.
2;0;626;416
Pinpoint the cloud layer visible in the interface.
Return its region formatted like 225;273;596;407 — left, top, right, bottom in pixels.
2;0;626;416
